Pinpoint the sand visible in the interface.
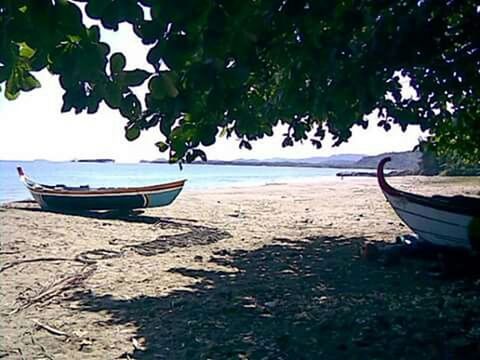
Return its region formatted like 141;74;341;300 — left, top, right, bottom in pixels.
1;176;479;359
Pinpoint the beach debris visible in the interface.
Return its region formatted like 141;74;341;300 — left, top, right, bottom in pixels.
131;337;147;351
0;257;91;273
118;352;135;359
32;319;70;338
12;265;96;314
0;347;26;360
78;338;95;352
75;248;123;263
0;248;123;274
0;250;20;255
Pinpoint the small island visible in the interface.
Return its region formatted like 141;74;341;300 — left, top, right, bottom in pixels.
71;159;115;163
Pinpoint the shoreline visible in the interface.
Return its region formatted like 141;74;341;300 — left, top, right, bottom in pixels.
2;174;479;205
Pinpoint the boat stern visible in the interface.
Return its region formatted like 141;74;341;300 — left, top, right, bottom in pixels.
145;187;184;208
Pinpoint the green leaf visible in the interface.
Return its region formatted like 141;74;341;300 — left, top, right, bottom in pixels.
20;73;41;91
149;73;179;99
103;82;122;109
155;141;169;152
120;94;141;120
162;73;179;97
87;97;101;114
18;42;36;59
87;26;101;42
192;149;207;161
123;69;150;86
160;116;174;137
110;52;126;75
147;43;162;65
0;66;9;82
239;139;252;150
148;76;167;100
85;0;110;19
5;70;20;100
125;125;141;141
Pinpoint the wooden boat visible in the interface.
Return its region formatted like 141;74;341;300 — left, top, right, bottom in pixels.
377;157;480;251
17;167;186;211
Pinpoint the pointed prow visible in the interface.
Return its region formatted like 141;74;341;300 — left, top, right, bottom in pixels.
377;157;398;195
17;167;25;177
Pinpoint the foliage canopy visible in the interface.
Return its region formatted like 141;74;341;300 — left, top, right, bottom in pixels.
1;0;479;163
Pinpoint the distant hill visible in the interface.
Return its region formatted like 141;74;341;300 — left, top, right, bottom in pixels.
249;154;365;164
141;154;367;168
353;151;421;170
141;151;421;170
299;154;366;163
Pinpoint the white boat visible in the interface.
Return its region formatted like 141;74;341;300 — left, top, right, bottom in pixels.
377;157;480;251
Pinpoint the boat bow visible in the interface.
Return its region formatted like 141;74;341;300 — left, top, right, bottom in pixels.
377;157;398;196
377;157;480;251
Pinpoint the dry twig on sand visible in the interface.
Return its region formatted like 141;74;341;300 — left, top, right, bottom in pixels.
75;248;123;263
27;331;56;360
0;250;20;255
32;320;70;338
0;248;122;273
11;265;96;314
0;257;92;273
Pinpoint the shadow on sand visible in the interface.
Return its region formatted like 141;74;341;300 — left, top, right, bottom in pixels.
12;203;232;255
11;204;175;225
124;222;232;256
73;236;480;359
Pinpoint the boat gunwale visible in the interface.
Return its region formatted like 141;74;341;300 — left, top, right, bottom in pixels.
27;184;185;197
25;179;186;196
377;157;480;217
17;167;186;196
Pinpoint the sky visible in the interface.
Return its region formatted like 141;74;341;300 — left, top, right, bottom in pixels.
0;22;426;163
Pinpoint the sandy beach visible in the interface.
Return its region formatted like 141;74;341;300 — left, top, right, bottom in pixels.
1;176;479;359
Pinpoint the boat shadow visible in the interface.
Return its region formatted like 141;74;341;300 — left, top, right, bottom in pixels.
70;235;480;359
8;201;186;225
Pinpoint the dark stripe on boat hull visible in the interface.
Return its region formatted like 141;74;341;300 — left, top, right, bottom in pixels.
392;206;463;227
39;193;146;211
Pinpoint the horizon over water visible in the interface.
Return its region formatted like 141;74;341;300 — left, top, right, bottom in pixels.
0;160;372;204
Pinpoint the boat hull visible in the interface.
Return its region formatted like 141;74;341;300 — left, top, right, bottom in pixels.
377;157;480;251
29;187;183;211
384;192;474;250
17;167;186;212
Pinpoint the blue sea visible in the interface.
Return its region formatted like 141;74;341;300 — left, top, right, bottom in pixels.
0;160;371;203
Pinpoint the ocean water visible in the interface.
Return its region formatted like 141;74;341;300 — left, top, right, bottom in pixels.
0;160;371;203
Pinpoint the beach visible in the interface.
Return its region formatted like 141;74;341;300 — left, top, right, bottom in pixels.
1;176;479;359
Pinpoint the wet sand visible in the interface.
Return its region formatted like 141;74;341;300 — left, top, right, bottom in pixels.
1;176;479;359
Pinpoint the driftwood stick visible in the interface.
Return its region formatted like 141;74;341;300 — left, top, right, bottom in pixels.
33;319;70;338
1;248;122;273
29;332;56;360
0;250;20;255
0;257;90;273
12;266;96;314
